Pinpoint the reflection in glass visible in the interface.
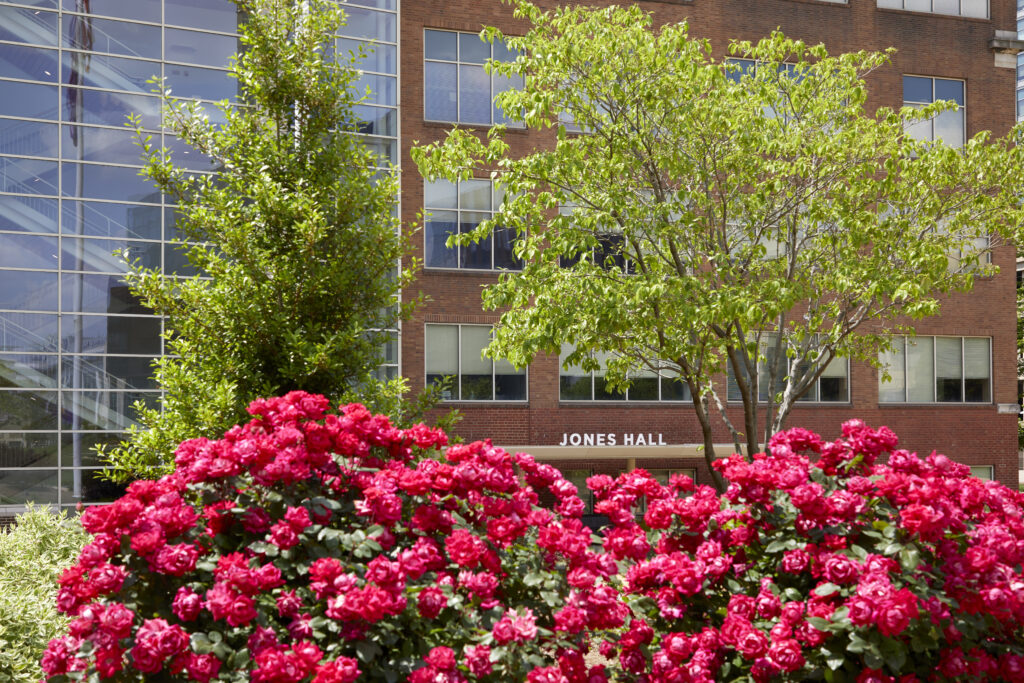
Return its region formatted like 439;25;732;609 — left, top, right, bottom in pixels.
0;390;62;430
61;315;161;355
165;28;238;68
165;64;238;101
0;6;58;47
61;163;160;203
0;468;59;505
61;51;160;94
338;7;395;42
0;156;60;195
0;313;58;353
0;81;59;120
353;105;396;137
459;212;491;269
0;44;59;82
62;88;160;129
61;431;121;466
61;14;161;59
165;0;239;33
0;271;59;311
0;234;59;270
424;62;456;121
424;211;457;268
164;136;218;171
60;467;126;504
340;38;396;74
458;33;490;64
64;391;157;431
0;195;58;233
352;73;396;107
62;201;160;240
459;65;490;124
0;433;58;468
62;0;160;24
61;355;157;390
0;354;59;389
424;30;457;62
60;237;160;273
0;118;60;158
61;125;144;164
60;274;146;314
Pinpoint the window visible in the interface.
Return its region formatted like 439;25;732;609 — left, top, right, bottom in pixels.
969;465;994;480
903;76;965;147
557;204;634;273
423;179;520;270
879;336;990;403
559;345;690;402
727;334;850;403
423;29;522;126
425;324;526;401
877;0;988;18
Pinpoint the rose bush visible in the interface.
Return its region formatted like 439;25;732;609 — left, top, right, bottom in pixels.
596;419;1024;682
41;392;618;682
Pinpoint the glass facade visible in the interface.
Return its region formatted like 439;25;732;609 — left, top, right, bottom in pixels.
0;0;400;512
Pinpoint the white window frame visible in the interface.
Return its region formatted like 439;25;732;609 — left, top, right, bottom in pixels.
423;28;522;127
422;178;521;271
877;0;988;18
424;323;527;402
878;335;992;404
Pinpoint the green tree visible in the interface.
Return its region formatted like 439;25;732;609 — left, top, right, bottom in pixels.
413;2;1024;489
104;0;416;480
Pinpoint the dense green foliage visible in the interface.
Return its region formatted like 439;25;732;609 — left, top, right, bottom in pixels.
104;0;416;480
0;508;89;683
414;2;1024;485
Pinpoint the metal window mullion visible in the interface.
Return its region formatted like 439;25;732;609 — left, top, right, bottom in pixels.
455;324;462;401
960;336;966;403
489;326;496;400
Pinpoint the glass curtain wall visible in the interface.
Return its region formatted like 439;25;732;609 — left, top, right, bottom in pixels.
0;0;399;513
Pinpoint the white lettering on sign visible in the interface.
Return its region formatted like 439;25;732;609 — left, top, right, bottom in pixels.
558;433;666;446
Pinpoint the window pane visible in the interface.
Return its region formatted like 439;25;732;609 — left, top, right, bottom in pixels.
165;0;239;33
165;65;238;102
492;225;520;270
62;431;123;468
879;340;905;402
0;390;61;430
341;39;396;75
0;433;58;468
0;81;58;120
353;105;396;137
61;467;126;504
62;15;161;59
0;271;58;311
0;156;59;195
424;61;457;121
818;358;848;402
493;40;519;64
494;357;525;400
458;65;491;124
459;211;491;269
0;354;58;389
165;28;238;68
661;375;690;401
338;7;395;42
906;337;933;402
964;337;990;402
933;0;959;13
62;88;161;129
62;201;161;240
60;315;161;355
493;73;522;125
460;326;492;400
0;195;59;235
61;274;146;314
62;163;160;204
459;180;491;211
0;234;58;270
424;210;457;268
62;51;160;93
61;354;157;390
425;325;457;398
61;125;142;164
903;76;933;104
628;368;659;401
352;72;396;107
425;179;457;209
458;33;490;64
0;468;59;506
934;109;964;147
0;6;58;47
0;43;58;82
935;337;961;402
934;79;964;106
593;351;624;400
62;0;160;23
64;390;155;431
961;0;987;17
969;465;993;480
424;30;457;62
559;345;591;400
0;313;58;352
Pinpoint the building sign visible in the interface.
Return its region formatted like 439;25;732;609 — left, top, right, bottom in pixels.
558;433;667;446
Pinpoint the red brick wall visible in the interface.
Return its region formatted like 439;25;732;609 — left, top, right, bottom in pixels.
400;0;1021;488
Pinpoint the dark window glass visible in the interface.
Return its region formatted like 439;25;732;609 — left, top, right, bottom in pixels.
0;118;59;158
62;0;160;24
163;136;217;172
163;241;202;276
424;62;457;121
62;391;156;433
0;432;58;468
0;313;59;352
61;125;143;164
424;211;457;268
165;28;238;68
0;196;58;233
0;6;58;46
458;33;489;64
60;237;159;273
964;378;990;402
492;225;520;270
819;376;847;402
61;14;161;59
0;43;58;82
0;234;57;270
60;273;146;314
628;376;659;400
594;376;626;400
0;354;58;388
165;0;238;33
60;314;160;355
61;354;157;390
62;201;160;239
0;468;59;504
494;373;526;401
60;467;127;503
934;78;964;105
60;431;122;466
903;76;933;104
353;105;396;137
459;212;491;269
0;81;58;120
560;375;592;400
165;64;238;102
0;390;62;430
661;376;690;401
0;270;58;311
61;163;160;204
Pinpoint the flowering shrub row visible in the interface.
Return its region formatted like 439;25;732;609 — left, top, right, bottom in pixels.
42;392;615;682
597;420;1024;682
41;392;1024;682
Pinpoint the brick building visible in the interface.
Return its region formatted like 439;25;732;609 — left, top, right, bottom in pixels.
0;0;1020;515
